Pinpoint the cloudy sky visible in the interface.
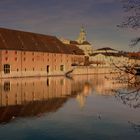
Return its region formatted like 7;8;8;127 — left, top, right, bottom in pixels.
0;0;139;51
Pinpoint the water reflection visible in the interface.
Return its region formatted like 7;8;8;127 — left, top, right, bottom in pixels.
0;74;139;124
0;76;90;123
128;121;140;134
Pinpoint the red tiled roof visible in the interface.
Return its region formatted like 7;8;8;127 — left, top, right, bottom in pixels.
128;52;140;59
0;27;82;55
65;44;85;55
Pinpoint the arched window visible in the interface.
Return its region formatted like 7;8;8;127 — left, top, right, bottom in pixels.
3;64;10;74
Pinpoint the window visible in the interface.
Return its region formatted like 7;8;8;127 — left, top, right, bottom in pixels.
47;65;49;73
5;57;8;61
3;64;10;74
60;65;64;71
4;82;10;92
5;50;8;54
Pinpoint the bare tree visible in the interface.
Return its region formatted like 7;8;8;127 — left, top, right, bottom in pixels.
118;0;140;46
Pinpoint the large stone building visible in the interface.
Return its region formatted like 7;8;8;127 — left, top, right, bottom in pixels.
60;27;93;56
0;27;85;78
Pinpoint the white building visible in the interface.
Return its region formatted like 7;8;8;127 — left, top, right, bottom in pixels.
89;47;129;67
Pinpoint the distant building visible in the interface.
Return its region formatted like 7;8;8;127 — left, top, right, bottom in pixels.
92;47;119;54
0;27;85;78
89;47;129;67
60;27;93;56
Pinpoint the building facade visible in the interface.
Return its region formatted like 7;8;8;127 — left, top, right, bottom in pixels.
89;47;140;67
89;47;129;67
0;28;85;78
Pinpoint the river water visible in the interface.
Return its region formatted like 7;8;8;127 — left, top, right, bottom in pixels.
0;74;140;140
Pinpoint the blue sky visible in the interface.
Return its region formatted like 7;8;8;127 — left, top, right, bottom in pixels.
0;0;139;51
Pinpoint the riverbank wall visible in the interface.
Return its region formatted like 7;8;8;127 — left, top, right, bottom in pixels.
72;66;118;75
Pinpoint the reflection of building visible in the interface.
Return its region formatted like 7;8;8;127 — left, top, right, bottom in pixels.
0;28;84;78
0;76;91;123
60;27;93;56
0;77;71;107
91;74;133;95
76;82;92;108
0;74;138;123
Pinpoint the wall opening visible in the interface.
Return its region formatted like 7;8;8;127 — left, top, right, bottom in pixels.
3;64;10;74
60;65;64;71
47;65;49;73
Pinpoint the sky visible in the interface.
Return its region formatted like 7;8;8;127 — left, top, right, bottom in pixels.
0;0;139;51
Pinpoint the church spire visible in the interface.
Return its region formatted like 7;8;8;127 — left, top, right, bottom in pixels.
77;26;86;44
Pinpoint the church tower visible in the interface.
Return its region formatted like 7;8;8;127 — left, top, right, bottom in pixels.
77;26;86;44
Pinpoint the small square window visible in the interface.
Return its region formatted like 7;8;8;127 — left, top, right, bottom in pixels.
5;57;8;61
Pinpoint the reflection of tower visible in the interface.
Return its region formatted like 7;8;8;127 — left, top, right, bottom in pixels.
76;94;86;108
77;26;86;44
76;82;91;108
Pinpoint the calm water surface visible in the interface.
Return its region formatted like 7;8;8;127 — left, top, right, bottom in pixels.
0;74;140;140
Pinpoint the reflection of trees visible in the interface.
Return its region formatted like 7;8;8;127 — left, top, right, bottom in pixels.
128;121;140;133
114;87;140;108
106;73;140;132
109;73;140;108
